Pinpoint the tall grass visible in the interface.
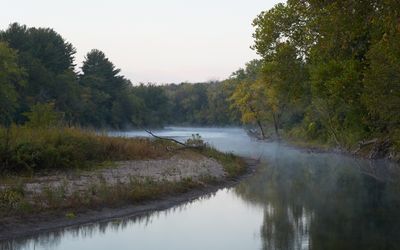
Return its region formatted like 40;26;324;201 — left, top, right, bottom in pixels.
0;126;171;173
201;147;247;178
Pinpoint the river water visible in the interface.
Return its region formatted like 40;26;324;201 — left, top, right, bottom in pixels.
3;127;400;250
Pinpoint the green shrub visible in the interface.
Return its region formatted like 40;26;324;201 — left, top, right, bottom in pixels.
23;102;63;128
0;189;23;211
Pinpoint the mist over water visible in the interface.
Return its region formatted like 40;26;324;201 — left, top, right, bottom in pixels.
3;127;400;250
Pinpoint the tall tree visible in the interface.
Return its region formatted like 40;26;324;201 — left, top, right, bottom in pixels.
0;42;26;125
80;49;139;128
0;23;79;123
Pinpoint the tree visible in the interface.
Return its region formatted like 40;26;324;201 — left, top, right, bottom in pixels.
362;1;400;135
80;49;140;128
248;0;400;148
133;84;169;127
0;23;79;124
0;42;26;125
228;60;268;138
23;102;62;128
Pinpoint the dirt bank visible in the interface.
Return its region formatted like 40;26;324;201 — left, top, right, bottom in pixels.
0;153;259;241
1;151;225;198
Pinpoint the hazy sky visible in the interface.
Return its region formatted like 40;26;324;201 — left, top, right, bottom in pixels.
2;0;282;84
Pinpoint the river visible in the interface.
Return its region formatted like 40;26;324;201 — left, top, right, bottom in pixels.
2;127;400;250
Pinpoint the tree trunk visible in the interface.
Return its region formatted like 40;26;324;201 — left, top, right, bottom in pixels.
272;113;280;138
256;119;266;139
249;105;266;139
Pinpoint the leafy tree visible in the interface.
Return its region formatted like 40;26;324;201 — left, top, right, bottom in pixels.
0;23;79;124
230;0;400;151
79;49;143;128
0;42;26;125
362;1;400;135
228;60;268;138
133;83;169;127
23;102;63;128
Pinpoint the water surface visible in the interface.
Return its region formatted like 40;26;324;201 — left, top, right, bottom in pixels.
3;127;400;250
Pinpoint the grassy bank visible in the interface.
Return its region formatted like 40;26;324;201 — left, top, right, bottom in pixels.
0;126;247;219
0;126;172;174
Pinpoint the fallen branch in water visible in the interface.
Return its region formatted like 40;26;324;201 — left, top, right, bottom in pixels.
144;129;186;146
143;129;205;150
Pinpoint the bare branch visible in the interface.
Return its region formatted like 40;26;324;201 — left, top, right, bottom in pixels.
143;129;187;146
143;128;205;150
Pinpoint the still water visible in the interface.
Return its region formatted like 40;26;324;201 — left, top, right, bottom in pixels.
3;127;400;250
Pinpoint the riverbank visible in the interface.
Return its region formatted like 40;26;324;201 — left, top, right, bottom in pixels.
246;128;400;163
0;145;257;241
284;137;400;163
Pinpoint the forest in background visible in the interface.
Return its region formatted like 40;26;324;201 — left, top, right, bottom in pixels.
0;23;239;129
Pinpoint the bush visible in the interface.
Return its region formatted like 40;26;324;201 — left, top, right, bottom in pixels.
23;102;63;128
185;133;206;147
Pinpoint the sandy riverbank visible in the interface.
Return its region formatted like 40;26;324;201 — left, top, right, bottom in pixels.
0;151;258;241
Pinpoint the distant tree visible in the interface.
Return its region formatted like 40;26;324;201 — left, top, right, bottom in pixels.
133;83;169;127
80;49;139;128
0;42;26;126
0;23;79;124
23;102;63;128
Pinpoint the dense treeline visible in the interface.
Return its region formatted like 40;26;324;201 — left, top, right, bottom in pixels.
162;82;239;125
0;23;238;129
229;0;400;152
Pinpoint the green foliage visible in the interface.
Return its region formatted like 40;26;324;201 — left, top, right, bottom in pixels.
162;81;238;126
228;0;400;152
0;23;238;128
0;23;78;125
0;42;26;125
79;49;139;128
201;147;246;178
65;212;76;219
0;189;23;210
363;31;400;133
23;102;63;128
133;83;169;127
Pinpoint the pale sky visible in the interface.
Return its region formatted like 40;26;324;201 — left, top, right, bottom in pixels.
2;0;282;84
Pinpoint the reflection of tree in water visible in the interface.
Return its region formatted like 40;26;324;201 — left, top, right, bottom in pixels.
235;152;400;250
0;215;153;250
0;193;216;250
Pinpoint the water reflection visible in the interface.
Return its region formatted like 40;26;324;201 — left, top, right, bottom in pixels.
235;148;400;250
1;193;219;250
1;127;400;250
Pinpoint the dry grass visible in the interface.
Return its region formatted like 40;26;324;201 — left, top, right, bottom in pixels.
0;126;172;173
0;177;213;218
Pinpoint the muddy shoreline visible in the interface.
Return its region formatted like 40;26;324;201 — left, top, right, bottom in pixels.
0;158;259;242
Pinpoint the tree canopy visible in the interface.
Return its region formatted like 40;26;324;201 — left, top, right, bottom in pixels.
229;0;400;149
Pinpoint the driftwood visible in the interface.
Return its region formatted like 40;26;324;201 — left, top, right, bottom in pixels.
353;137;392;159
144;129;186;146
143;129;205;150
358;138;378;147
352;138;378;154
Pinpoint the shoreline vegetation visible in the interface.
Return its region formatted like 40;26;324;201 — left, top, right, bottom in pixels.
0;126;253;240
246;128;400;163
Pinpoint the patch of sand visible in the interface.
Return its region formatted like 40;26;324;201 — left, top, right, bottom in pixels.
6;152;225;197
